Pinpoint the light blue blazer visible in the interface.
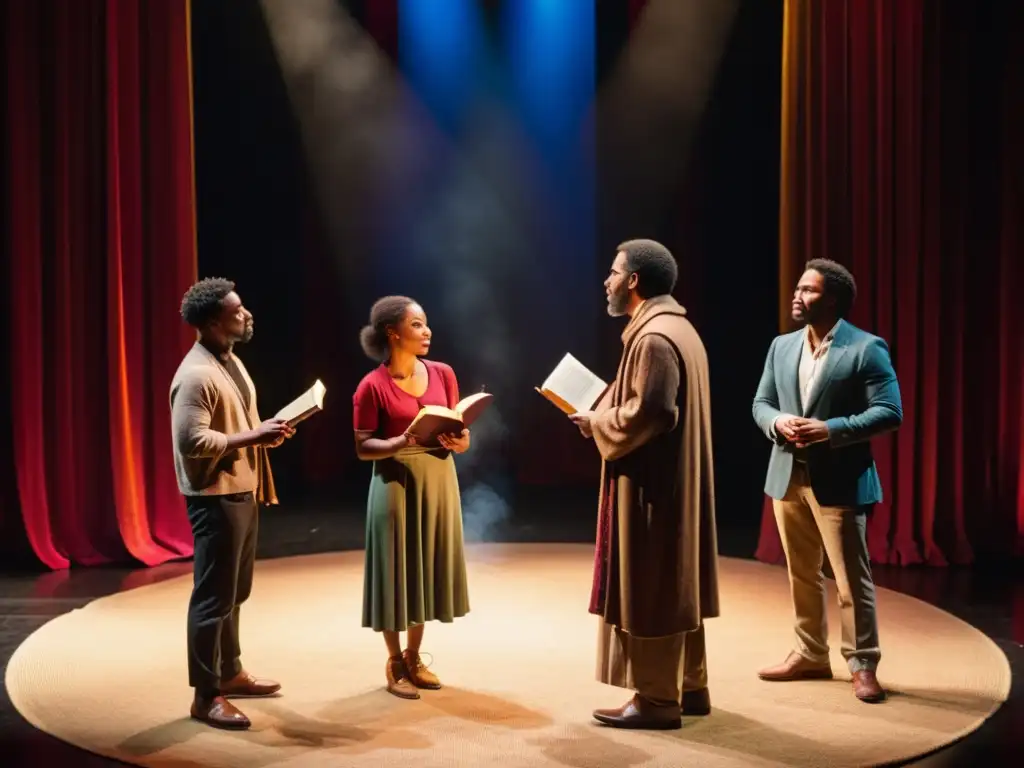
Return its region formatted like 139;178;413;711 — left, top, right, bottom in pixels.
752;320;903;507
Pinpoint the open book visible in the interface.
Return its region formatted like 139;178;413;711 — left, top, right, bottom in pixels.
275;379;326;427
406;391;494;445
535;353;608;415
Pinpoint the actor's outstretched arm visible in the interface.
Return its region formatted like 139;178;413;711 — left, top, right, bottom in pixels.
752;337;786;444
825;337;903;448
590;335;679;462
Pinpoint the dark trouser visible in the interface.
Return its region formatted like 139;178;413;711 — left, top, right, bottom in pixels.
186;491;258;697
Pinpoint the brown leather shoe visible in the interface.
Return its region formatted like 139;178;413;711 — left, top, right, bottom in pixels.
593;694;682;730
681;687;711;716
403;649;442;689
386;655;420;699
220;670;281;697
758;651;833;681
852;670;886;702
191;694;251;730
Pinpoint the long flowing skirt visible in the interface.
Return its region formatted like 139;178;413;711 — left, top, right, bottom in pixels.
362;446;470;632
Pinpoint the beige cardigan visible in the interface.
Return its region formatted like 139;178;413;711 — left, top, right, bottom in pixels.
169;342;277;503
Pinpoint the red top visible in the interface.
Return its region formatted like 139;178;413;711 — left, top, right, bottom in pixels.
352;359;460;438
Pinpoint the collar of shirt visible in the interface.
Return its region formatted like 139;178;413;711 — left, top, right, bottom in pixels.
804;319;841;360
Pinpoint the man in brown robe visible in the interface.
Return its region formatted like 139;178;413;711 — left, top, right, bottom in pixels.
570;239;720;730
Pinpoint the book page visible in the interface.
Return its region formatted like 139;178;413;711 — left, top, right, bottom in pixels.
411;404;458;424
454;391;490;415
539;353;607;413
452;391;494;429
407;405;462;443
275;379;326;424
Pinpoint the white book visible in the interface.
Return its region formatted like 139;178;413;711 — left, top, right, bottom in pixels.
275;379;327;426
535;353;608;415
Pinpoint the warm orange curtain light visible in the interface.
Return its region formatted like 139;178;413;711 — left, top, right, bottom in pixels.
776;0;806;335
3;0;199;568
758;0;1024;565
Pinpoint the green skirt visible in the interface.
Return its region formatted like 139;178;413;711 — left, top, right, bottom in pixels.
362;445;470;632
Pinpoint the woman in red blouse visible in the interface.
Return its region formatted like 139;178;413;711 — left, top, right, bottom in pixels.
352;295;471;699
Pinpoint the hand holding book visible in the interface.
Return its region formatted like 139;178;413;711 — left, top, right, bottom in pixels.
436;429;471;453
535;353;608;415
274;379;327;428
405;390;493;447
568;411;595;439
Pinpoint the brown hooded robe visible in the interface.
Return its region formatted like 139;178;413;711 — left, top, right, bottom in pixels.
588;296;720;691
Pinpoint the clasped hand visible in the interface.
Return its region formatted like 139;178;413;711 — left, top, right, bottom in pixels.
775;415;829;448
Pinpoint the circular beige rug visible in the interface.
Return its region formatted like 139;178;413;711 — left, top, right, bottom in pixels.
5;544;1011;767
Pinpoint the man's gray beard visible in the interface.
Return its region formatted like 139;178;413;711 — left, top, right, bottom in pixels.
607;293;628;317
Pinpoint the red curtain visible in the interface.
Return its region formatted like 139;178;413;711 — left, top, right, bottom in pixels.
756;0;1024;566
3;0;198;568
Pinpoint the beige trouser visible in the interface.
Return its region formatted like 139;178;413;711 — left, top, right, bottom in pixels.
773;462;881;673
597;619;708;706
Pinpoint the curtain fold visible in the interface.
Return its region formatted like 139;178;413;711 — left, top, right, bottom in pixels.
757;0;1024;566
2;0;198;568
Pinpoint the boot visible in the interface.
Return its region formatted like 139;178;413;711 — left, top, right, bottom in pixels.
402;649;442;689
385;655;420;699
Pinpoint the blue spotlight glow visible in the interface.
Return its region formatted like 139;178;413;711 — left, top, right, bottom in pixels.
398;0;483;135
504;0;596;159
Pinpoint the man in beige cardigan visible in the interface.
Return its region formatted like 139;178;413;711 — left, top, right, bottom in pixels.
170;277;293;730
570;240;720;730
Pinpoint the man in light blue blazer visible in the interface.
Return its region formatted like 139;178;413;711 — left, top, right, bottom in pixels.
752;259;902;703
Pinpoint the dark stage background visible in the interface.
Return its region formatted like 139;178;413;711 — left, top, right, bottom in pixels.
189;0;781;548
3;0;1022;570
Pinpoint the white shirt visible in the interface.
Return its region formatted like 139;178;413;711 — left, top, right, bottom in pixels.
798;320;841;413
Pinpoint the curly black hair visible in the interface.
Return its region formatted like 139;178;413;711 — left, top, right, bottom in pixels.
359;295;415;361
805;258;857;317
617;239;678;298
180;277;236;328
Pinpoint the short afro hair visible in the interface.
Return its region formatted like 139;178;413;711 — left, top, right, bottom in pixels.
617;239;678;299
359;295;416;361
180;277;236;328
805;258;857;317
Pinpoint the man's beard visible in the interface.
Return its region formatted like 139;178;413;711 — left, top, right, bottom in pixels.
607;287;629;317
791;305;815;326
238;324;254;343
